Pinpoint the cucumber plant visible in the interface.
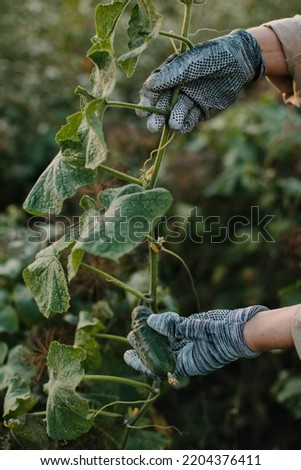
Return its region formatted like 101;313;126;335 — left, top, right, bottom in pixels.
2;0;206;449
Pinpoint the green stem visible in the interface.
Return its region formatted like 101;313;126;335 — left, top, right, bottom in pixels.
80;262;150;303
98;163;142;186
147;2;193;190
83;374;158;395
181;3;193;53
159;30;194;50
120;381;160;450
108;101;168;117
91;410;123;419
96;333;129;345
149;244;159;313
120;2;194;451
147;125;172;189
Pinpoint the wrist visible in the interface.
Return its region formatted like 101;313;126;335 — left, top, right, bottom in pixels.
243;304;299;352
247;26;288;76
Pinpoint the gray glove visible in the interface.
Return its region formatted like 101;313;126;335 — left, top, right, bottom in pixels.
137;30;265;134
124;305;268;379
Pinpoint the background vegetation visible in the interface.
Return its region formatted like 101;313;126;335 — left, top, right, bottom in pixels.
1;0;301;450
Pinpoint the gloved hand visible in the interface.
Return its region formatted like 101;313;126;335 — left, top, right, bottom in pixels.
136;29;265;134
124;305;269;379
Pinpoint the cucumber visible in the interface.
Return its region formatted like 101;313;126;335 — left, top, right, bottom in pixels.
131;306;176;380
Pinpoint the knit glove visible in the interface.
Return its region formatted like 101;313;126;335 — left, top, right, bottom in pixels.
124;305;268;379
137;30;265;134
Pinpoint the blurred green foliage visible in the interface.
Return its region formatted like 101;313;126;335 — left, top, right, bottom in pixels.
1;0;301;450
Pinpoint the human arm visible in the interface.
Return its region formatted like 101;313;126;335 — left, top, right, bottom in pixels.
137;16;301;133
243;303;300;352
124;304;301;379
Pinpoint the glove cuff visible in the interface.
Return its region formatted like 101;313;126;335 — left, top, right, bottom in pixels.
231;305;269;358
229;29;266;81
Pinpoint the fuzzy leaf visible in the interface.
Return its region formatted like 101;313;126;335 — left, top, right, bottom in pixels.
88;46;116;98
94;0;129;51
44;341;93;441
72;185;172;261
23;150;96;216
117;0;162;77
55;112;83;150
0;304;19;334
7;414;49;450
83;98;108;169
0;345;36;392
3;376;36;419
74;311;105;373
23;246;70;318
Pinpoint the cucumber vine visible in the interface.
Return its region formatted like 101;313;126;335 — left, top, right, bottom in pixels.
3;0;207;450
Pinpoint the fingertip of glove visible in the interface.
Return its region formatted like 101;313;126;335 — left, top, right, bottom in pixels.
136;98;151;118
123;349;138;366
147;115;165;133
147;311;179;332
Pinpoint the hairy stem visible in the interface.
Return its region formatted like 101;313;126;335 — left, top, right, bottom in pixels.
96;333;129;345
98;163;142;186
83;375;158;395
149;244;159;313
80;262;150;303
108;101;168;116
159;30;194;50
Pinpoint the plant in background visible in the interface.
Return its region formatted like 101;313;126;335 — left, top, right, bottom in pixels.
1;0;206;450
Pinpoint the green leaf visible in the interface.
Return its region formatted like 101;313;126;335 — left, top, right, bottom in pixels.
83;98;108;169
0;345;36;392
88;47;116;98
0;304;19;334
94;0;129;51
44;341;93;440
55;112;83;149
74;311;105;373
126;429;170;450
13;283;43;327
67;195;100;281
23;150;96;216
0;342;8;366
3;376;36;419
7;414;49;450
23;246;70;318
117;0;162;77
72;185;173;262
279;280;301;307
272;371;301;419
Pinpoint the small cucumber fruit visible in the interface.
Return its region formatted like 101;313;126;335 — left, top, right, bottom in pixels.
131;306;176;380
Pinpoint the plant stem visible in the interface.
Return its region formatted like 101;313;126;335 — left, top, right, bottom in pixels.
96;333;129;345
120;380;160;450
83;374;158;395
147;2;193;190
159;30;194;50
147;124;172;189
149;243;159;313
98;163;142;186
80;262;150;303
181;2;193;52
108;101;168;117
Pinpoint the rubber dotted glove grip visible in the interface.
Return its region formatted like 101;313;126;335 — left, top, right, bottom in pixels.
124;305;269;379
136;29;265;134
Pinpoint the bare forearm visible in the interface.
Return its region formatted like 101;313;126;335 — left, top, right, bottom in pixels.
247;26;288;76
243;304;301;352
